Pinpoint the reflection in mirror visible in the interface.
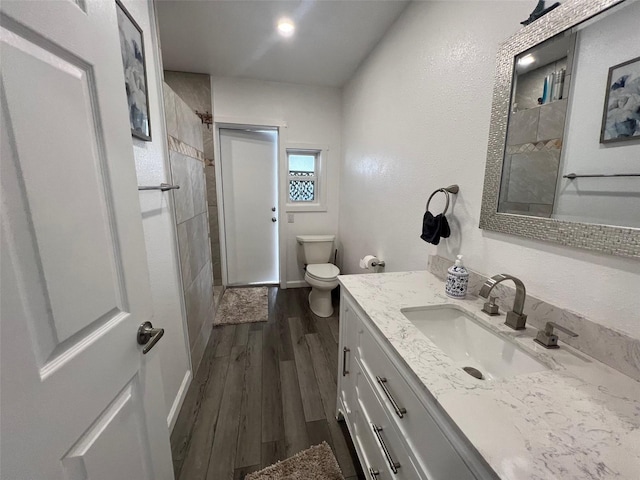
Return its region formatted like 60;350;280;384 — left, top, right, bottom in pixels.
501;33;575;218
498;0;640;228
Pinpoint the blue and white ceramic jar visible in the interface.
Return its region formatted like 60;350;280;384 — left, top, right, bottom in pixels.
445;255;469;298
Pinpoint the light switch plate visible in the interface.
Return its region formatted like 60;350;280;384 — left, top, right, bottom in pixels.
288;213;294;223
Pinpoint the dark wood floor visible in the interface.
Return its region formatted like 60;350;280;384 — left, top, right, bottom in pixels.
170;287;365;480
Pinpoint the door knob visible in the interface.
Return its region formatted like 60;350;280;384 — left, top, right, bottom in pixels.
271;217;277;222
137;321;164;354
271;206;276;212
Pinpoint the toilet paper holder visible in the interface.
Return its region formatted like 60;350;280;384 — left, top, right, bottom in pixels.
360;255;386;269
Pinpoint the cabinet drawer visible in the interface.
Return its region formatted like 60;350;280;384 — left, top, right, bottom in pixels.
355;359;423;480
358;324;476;480
352;408;396;480
349;361;394;480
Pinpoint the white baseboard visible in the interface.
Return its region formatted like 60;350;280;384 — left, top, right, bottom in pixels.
167;369;192;431
286;280;309;288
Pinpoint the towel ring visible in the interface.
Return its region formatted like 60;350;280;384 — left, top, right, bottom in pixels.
425;185;459;215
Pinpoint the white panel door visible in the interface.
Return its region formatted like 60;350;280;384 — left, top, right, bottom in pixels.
219;128;279;285
0;1;173;479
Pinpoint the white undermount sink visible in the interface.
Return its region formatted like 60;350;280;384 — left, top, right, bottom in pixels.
401;305;549;380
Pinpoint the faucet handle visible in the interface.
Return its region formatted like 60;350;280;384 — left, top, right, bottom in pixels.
544;321;578;337
535;321;578;349
482;296;500;316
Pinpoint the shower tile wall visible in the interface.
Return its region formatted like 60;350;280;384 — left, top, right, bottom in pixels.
164;82;214;373
501;99;566;216
164;71;222;286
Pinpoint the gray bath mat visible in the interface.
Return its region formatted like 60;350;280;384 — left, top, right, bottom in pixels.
245;442;344;480
214;287;268;325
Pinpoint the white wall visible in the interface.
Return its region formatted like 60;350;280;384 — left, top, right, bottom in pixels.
124;0;191;429
340;1;640;338
211;77;342;286
555;1;640;227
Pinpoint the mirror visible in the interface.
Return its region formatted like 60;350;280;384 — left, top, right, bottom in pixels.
480;0;640;258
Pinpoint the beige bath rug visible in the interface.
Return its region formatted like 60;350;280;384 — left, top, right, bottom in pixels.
245;442;344;480
214;287;268;325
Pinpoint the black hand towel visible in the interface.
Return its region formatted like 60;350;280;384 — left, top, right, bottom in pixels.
420;212;451;245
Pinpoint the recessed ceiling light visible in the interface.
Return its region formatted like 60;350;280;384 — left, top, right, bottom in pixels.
518;54;535;67
277;18;295;37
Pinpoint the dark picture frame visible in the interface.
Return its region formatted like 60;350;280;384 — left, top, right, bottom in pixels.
600;56;640;144
116;0;152;141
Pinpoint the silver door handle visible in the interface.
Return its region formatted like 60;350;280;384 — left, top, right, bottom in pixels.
371;423;401;473
272;217;277;222
138;183;180;191
137;321;164;354
368;467;380;478
376;376;407;418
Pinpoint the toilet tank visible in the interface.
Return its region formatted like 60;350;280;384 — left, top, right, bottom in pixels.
296;235;335;264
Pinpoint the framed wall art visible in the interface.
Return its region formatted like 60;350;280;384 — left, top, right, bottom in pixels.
116;0;152;141
600;56;640;144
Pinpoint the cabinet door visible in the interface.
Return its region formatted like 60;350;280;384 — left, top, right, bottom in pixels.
337;293;360;421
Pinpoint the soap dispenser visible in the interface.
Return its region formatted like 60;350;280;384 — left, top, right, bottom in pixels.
446;255;469;298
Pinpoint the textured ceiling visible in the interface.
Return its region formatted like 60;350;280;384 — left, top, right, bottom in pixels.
156;0;410;87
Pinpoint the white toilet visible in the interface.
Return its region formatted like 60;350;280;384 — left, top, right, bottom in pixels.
296;235;340;317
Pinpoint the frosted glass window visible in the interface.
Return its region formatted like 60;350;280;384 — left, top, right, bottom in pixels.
289;155;315;173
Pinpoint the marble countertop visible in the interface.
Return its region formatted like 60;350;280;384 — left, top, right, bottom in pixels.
338;271;640;480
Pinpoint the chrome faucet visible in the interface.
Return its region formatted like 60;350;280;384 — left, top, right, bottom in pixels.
479;274;528;330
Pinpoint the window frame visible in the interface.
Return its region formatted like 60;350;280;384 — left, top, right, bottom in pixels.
285;145;327;212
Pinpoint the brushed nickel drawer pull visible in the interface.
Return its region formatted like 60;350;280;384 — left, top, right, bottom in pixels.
342;347;350;376
376;376;407;418
371;423;401;473
138;183;180;191
368;467;380;478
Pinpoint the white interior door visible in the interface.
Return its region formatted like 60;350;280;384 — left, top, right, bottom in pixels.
0;2;173;479
219;128;279;285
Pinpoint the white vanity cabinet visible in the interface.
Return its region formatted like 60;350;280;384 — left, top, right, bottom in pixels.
337;290;497;480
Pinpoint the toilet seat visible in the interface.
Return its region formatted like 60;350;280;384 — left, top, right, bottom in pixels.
306;263;340;281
